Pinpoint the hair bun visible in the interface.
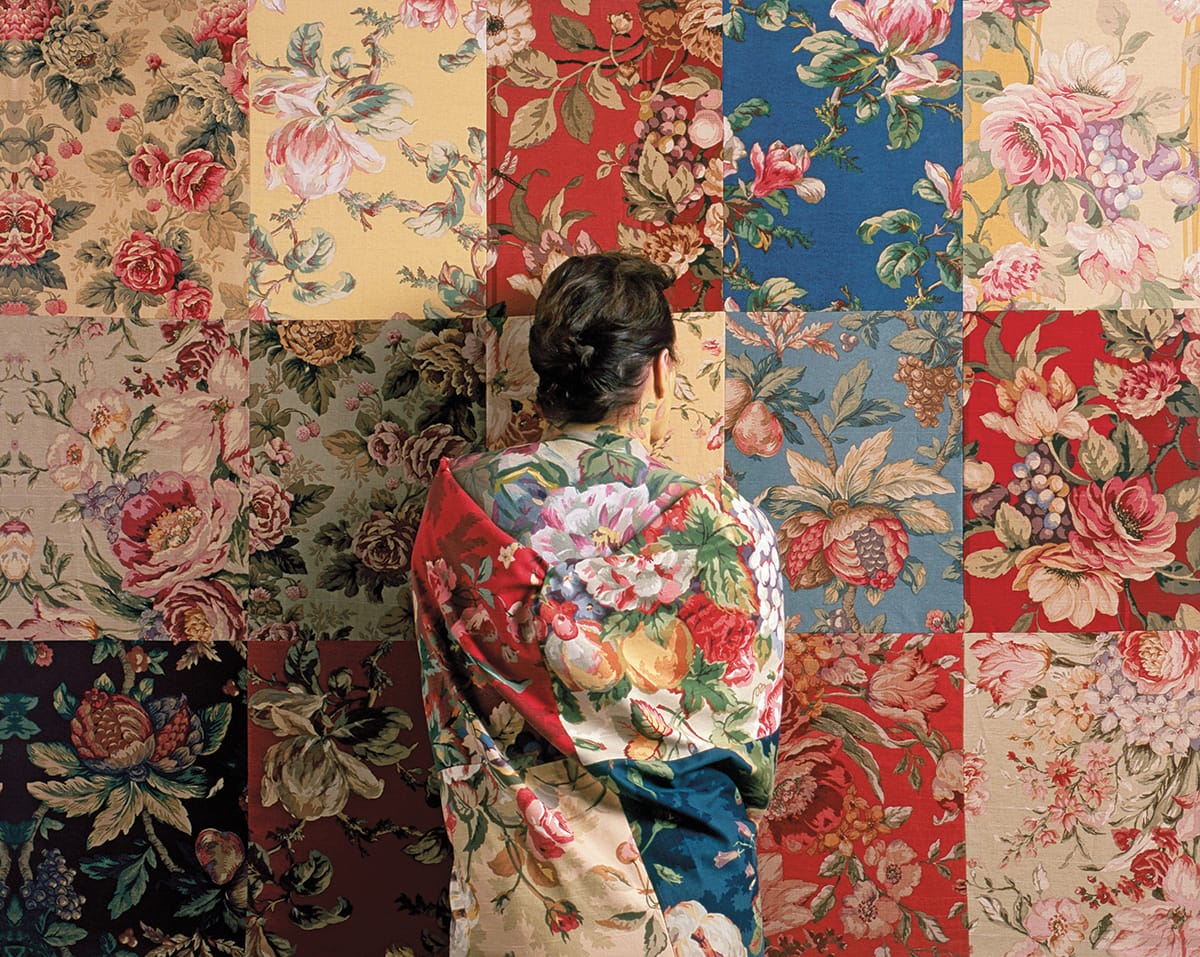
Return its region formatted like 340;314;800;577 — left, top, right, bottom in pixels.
574;342;595;367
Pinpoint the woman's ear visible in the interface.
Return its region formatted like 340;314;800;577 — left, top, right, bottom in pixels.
652;347;673;401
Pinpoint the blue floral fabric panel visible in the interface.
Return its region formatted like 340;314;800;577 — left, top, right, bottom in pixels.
723;1;963;311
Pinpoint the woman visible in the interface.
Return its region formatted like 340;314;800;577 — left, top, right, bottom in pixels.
412;252;784;956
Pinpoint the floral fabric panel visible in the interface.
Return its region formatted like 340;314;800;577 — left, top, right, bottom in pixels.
484;312;725;480
723;0;962;312
964;1;1200;310
760;632;966;955
966;623;1200;957
0;318;248;643
247;638;450;956
249;0;486;320
0;0;248;320
725;311;963;635
0;639;246;953
247;316;484;641
487;0;723;315
964;310;1200;632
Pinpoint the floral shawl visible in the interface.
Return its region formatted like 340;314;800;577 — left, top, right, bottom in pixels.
411;430;785;956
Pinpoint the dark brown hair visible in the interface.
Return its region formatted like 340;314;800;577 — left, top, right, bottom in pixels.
531;252;675;423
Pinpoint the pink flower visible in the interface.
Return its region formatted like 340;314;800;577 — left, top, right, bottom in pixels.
1174;790;1200;841
1110;857;1200;956
46;431;104;492
192;0;246;60
516;786;574;861
265;115;387;200
841;880;902;938
0;0;60;40
1182;251;1200;300
1161;0;1200;22
30;153;56;180
864;840;921;899
866;647;946;733
0;189;55;267
398;0;458;29
1114;359;1181;418
979;243;1043;302
264;437;294;465
222;38;249;114
129;143;170;188
162;149;228;211
167;280;213;322
112;472;240;597
0;597;97;641
1013;543;1122;627
980;85;1086;186
156;579;245;643
972;635;1052;705
884;52;960;100
1036;41;1139;120
151;348;249;474
245;473;294;552
924;160;962;214
748;141;825;202
366;420;406;468
112;231;181;295
1181;340;1200;389
830;0;953;55
1070;476;1177;581
963;751;989;817
689;109;724;150
68;387;132;450
509;227;600;300
1115;631;1200;695
1067;219;1170;296
1026;898;1088;957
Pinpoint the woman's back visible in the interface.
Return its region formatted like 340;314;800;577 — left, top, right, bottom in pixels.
412;429;784;956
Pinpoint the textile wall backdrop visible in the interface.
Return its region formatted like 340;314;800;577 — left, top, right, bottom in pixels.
0;1;1197;956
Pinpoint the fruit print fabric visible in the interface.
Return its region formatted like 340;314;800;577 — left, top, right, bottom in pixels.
249;0;486;320
723;0;963;311
963;0;1200;309
484;311;725;481
725;311;963;635
247;639;450;956
0;639;245;954
411;430;785;955
964;310;1200;632
0;0;248;320
487;0;724;315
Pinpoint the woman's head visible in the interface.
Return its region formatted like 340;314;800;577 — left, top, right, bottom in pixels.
531;252;675;425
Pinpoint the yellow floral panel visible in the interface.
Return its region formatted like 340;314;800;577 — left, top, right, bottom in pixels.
484;312;725;482
248;1;486;321
964;2;1200;310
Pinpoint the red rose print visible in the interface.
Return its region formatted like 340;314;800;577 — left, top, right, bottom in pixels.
0;0;61;41
0;189;55;267
192;0;246;60
129;143;170;188
162;149;228;211
678;592;758;686
168;279;213;321
112;231;182;294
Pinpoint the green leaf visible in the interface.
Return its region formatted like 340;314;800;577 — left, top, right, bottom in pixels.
964;69;1003;102
438;38;480;72
1079;430;1120;482
508;95;557;148
857;208;922;243
286;22;323;72
994;503;1032;549
292;272;355;305
549;14;596;51
290;897;352;930
562;82;594;144
285;640;320;691
108;848;153;918
143;88;179;123
44;924;87;946
886;100;924;150
728;97;769;132
876;241;930;288
281;850;333;897
963;547;1018;579
745;276;804;310
198;703;232;755
283;228;336;273
1110;420;1150;477
52;684;78;721
1008;183;1047;240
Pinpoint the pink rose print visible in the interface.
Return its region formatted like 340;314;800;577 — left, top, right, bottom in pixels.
167;279;214;321
0;189;55;267
748;141;825;202
192;0;247;60
156;579;245;643
1025;898;1088;957
398;0;459;29
264;114;387;200
1113;358;1181;419
222;37;249;114
1070;476;1177;581
979;86;1086;186
1115;631;1200;696
111;472;240;597
245;473;294;552
162;149;228;211
129;143;170;188
112;231;182;295
515;786;574;861
1182;340;1200;389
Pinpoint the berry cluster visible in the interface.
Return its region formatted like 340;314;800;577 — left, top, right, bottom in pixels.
77;473;157;544
625;95;708;206
1008;444;1072;543
20;849;84;921
1081;121;1146;220
894;356;958;428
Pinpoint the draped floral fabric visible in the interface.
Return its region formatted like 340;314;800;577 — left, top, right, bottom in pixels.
964;1;1200;310
411;432;785;955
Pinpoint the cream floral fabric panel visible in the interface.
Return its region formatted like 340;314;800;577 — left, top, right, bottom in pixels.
484;312;725;482
0;0;248;320
248;0;486;321
247;316;484;641
964;1;1200;309
0;317;248;643
966;617;1200;956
